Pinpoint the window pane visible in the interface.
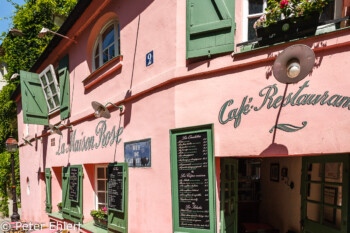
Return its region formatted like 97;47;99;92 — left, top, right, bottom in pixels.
323;206;341;229
324;186;342;206
95;45;99;56
103;50;108;64
47;98;54;110
53;95;59;106
98;180;106;191
320;0;335;22
41;76;47;86
307;202;321;222
97;192;106;204
50;83;57;95
109;46;115;59
46;70;53;82
249;0;263;14
98;204;106;210
102;25;115;50
248;17;259;40
97;167;105;179
95;56;100;69
307;163;322;181
325;163;342;183
44;87;51;98
308;183;321;202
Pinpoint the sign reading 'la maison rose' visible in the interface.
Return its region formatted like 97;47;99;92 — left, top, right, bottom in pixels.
219;81;350;129
56;120;123;155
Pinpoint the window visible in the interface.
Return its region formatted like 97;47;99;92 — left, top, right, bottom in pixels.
243;0;267;41
95;165;108;210
319;0;342;22
93;21;120;70
20;55;70;125
38;65;60;113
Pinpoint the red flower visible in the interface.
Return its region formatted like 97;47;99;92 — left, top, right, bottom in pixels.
280;0;289;9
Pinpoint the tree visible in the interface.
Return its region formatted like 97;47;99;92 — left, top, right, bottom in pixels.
0;0;77;217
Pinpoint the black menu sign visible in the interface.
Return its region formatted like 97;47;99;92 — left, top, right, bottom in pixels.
69;167;78;201
108;165;124;211
177;132;210;229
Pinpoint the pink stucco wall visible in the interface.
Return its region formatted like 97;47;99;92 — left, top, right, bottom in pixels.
15;0;350;232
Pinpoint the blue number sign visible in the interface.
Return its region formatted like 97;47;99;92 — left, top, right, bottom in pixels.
146;51;153;67
124;139;151;167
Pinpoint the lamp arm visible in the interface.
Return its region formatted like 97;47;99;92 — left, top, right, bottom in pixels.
47;29;77;43
105;102;123;111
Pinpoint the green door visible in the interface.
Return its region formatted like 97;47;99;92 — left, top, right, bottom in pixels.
301;154;349;233
220;158;238;233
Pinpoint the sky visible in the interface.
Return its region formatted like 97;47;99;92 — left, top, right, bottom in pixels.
0;0;26;43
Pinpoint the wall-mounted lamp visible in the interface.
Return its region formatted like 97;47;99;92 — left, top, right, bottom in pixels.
10;73;19;80
22;137;33;146
91;101;124;119
49;123;73;136
9;28;23;37
38;27;77;43
272;44;315;84
281;167;294;189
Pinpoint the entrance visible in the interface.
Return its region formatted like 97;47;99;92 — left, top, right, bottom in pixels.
301;154;349;233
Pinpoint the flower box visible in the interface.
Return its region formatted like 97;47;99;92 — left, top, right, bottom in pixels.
93;217;108;229
256;11;320;46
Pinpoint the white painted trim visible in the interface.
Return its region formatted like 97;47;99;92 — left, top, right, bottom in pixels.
94;165;108;210
38;64;60;113
242;0;267;42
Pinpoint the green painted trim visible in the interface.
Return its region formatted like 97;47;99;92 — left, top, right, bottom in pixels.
59;54;70;120
107;162;128;233
170;124;217;233
45;168;52;213
301;154;349;233
81;221;108;233
48;212;64;220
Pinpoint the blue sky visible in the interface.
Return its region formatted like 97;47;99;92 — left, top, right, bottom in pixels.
0;0;25;43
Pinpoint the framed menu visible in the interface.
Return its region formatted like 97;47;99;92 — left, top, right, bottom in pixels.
170;126;216;232
69;167;79;201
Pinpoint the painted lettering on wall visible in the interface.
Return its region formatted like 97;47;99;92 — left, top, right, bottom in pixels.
219;81;350;128
56;120;124;155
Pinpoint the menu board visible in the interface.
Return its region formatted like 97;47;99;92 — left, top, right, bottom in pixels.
69;167;78;201
108;165;124;211
177;132;210;229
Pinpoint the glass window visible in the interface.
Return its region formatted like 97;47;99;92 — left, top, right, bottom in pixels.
93;21;120;71
95;165;108;210
244;0;267;41
38;65;60;113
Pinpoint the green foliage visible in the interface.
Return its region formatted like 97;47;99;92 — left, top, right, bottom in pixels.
90;208;108;220
0;0;77;217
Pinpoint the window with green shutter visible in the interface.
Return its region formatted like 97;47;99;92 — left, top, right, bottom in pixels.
62;165;83;223
20;55;70;124
107;163;128;233
45;168;52;213
186;0;235;59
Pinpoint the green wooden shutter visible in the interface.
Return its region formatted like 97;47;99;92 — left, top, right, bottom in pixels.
62;165;83;223
45;168;52;213
186;0;235;59
20;70;48;125
107;163;128;233
59;55;70;120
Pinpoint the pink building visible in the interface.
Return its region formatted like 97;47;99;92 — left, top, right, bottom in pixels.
12;0;350;233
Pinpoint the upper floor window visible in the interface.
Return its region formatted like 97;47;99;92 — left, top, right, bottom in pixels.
38;65;60;113
244;0;267;41
93;21;120;71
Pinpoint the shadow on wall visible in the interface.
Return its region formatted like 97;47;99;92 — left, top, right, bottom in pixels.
260;143;289;156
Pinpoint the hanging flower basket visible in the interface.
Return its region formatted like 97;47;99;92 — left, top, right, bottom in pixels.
255;11;320;46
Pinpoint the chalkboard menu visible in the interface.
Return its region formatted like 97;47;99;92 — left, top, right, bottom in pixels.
108;165;124;211
176;132;210;229
69;167;79;201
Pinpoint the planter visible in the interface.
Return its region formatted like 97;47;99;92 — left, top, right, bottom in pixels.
93;217;108;229
255;11;320;46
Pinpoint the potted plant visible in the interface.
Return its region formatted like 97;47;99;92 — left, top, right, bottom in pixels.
254;0;327;45
57;202;62;213
90;207;108;229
